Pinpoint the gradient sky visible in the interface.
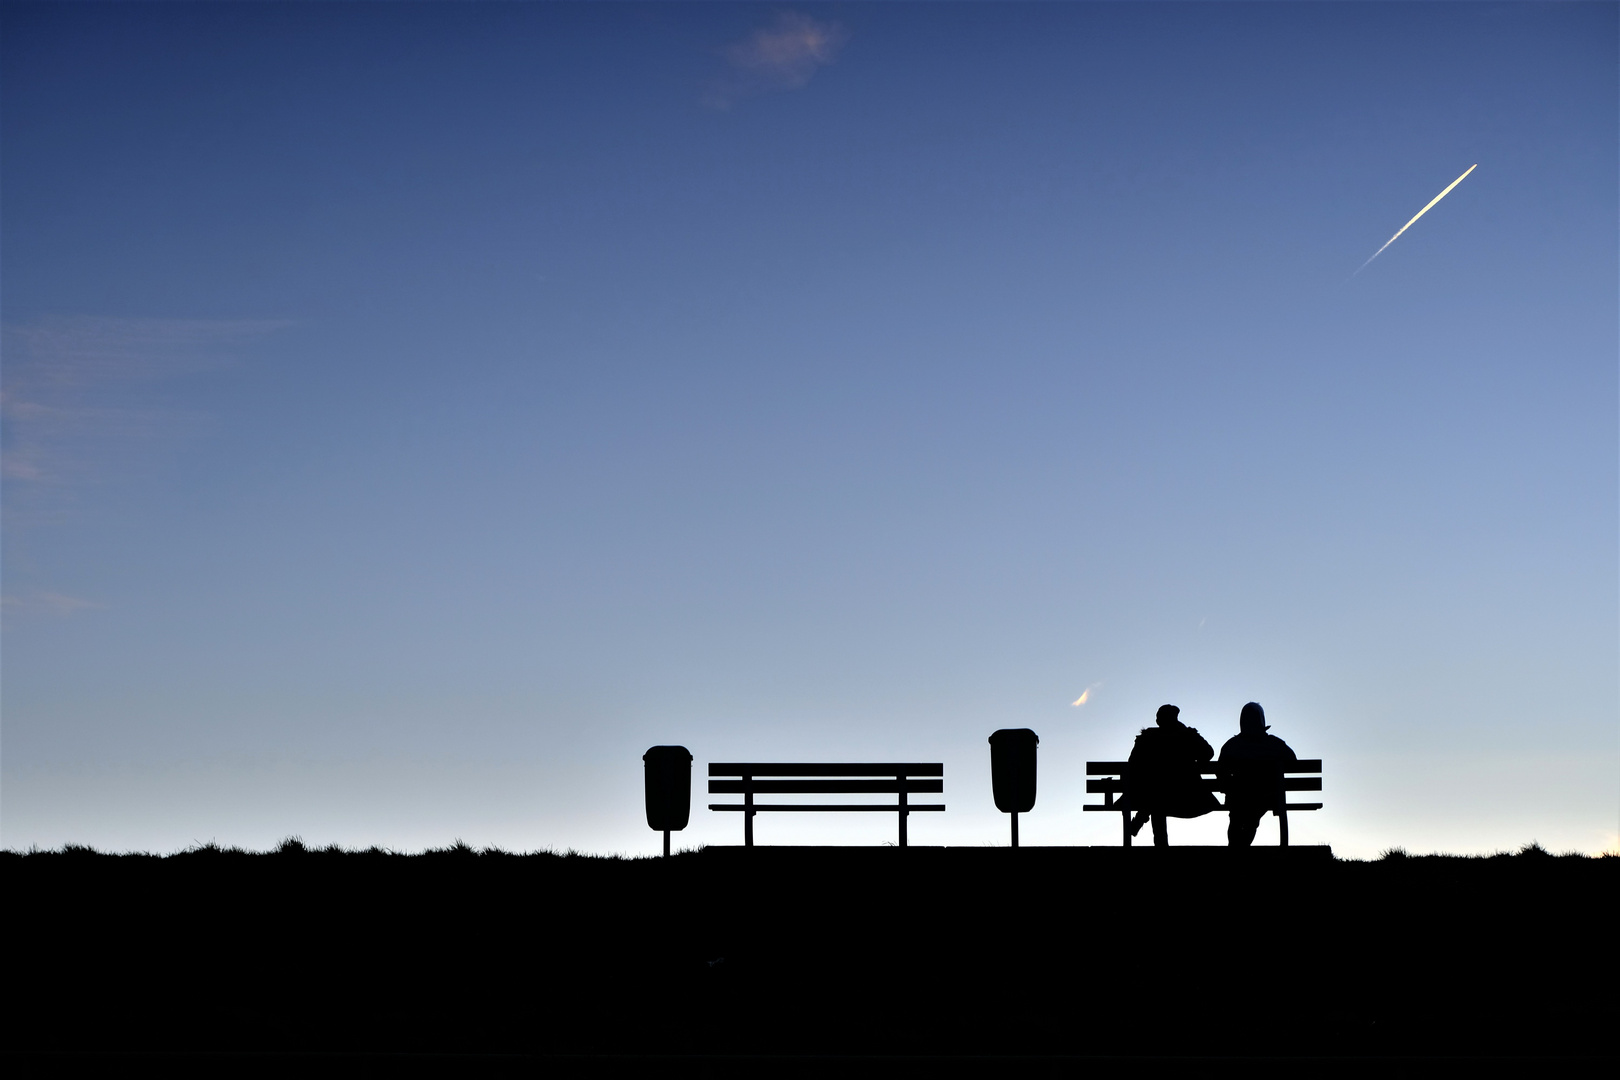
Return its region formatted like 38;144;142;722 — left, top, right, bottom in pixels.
3;3;1615;858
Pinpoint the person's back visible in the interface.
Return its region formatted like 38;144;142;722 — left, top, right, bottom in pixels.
1218;702;1296;847
1125;704;1218;845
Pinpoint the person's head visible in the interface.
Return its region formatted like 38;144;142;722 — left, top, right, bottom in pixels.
1155;704;1183;729
1240;702;1269;734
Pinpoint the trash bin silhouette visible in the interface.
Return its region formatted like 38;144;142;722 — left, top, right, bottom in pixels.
989;728;1038;847
643;745;692;857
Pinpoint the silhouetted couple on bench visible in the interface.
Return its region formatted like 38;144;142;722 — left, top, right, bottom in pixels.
1126;702;1296;847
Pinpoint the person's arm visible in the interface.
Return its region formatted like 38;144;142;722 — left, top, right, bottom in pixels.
1215;739;1233;790
1188;729;1214;760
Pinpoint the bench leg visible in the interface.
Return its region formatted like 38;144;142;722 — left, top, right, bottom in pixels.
1011;812;1019;848
663;829;670;858
898;776;909;847
1122;810;1131;847
1278;809;1289;847
744;785;754;848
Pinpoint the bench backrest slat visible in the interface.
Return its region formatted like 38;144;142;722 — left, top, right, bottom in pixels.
710;778;944;795
1087;777;1321;793
709;763;944;777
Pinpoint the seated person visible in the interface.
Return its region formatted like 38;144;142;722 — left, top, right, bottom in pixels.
1125;704;1220;846
1218;702;1297;847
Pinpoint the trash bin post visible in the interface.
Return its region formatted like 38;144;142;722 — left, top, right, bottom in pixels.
642;746;693;857
988;729;1039;848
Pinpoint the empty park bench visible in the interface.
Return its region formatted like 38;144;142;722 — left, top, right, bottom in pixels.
708;763;944;847
1085;760;1322;846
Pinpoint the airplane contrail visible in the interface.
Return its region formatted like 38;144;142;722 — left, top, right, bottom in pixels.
1355;163;1477;274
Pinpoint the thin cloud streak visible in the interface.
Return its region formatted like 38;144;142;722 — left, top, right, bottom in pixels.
705;12;847;109
1;316;284;489
2;317;282;622
1;592;101;616
1355;164;1478;275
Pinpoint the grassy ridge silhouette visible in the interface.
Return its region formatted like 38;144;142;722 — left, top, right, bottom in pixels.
5;842;1614;1065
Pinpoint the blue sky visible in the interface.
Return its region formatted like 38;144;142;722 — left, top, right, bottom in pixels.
3;3;1615;857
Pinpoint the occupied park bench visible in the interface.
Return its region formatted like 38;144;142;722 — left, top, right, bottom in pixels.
1085;759;1322;846
708;763;944;847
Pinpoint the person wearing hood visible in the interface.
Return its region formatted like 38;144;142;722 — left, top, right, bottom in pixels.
1217;702;1297;847
1124;704;1220;846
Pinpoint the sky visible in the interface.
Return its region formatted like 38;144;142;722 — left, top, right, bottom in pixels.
2;3;1615;859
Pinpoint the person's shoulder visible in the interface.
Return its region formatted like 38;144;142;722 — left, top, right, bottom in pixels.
1264;734;1297;757
1217;734;1243;757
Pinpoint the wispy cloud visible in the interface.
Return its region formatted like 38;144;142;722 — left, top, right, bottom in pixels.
1;591;101;616
706;12;847;109
1071;681;1105;708
2;315;284;492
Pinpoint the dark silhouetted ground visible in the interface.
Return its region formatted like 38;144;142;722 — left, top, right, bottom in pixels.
4;842;1614;1076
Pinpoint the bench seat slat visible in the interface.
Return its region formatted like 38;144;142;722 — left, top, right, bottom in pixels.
709;779;944;795
1087;760;1321;774
709;763;943;777
709;803;946;812
1083;801;1322;812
